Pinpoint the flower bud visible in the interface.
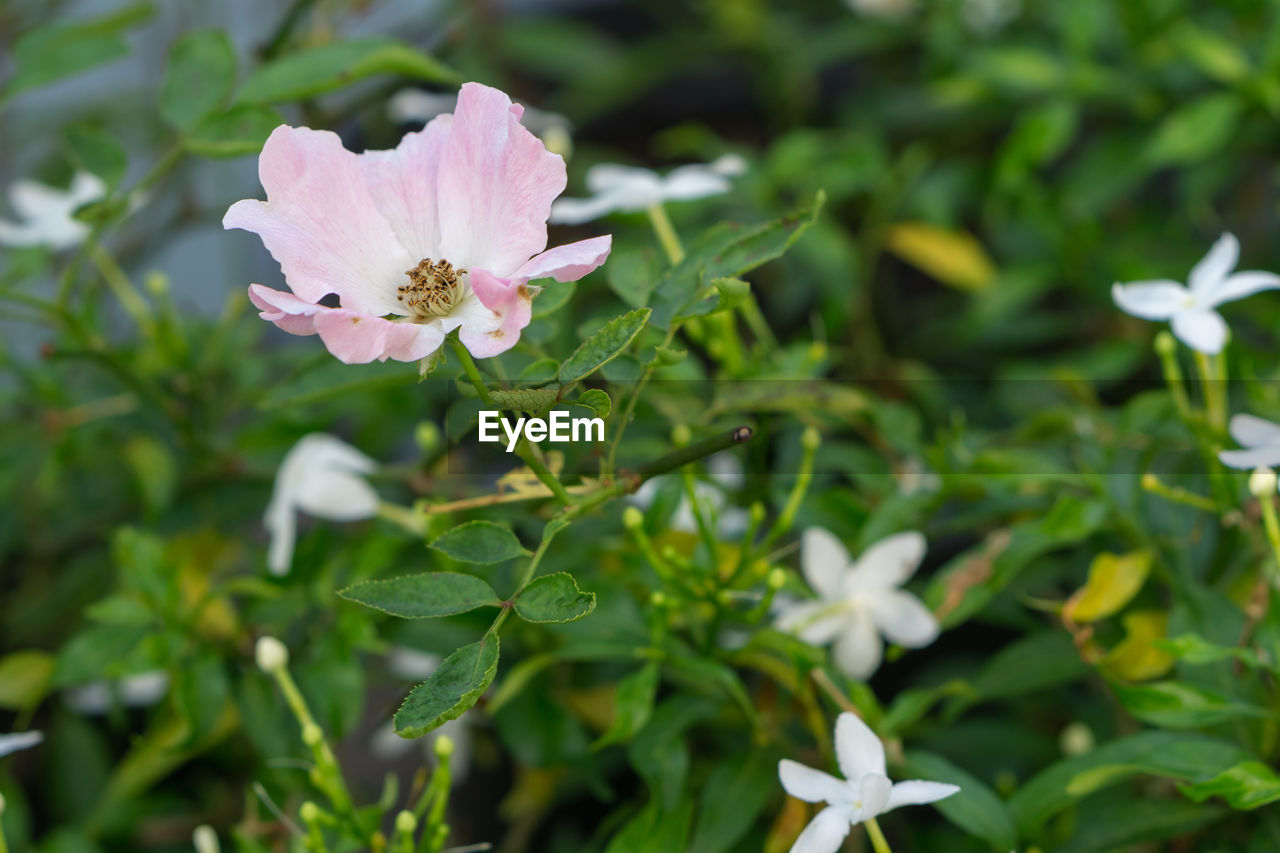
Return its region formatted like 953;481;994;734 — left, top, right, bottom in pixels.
1059;722;1095;757
749;501;765;525
255;636;289;673
193;825;219;853
299;801;321;823
415;421;442;455
650;591;667;607
672;424;692;447
767;567;787;590
1140;472;1159;491
801;426;821;452
434;733;455;759
395;810;418;834
1250;467;1277;498
622;506;644;530
1153;330;1177;358
302;724;324;747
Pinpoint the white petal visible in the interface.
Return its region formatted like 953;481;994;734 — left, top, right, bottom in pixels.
1230;414;1280;449
854;773;893;822
845;531;926;593
585;164;661;196
387;646;442;680
788;806;852;853
0;730;43;757
864;590;939;648
802;528;851;600
832;610;883;680
1111;280;1188;320
119;671;169;707
779;759;849;803
265;500;297;576
886;780;961;811
295;467;381;521
834;712;886;781
1188;232;1239;300
776;600;848;647
1218;447;1280;470
660;165;733;202
386;89;457;124
709;153;748;177
1171;308;1228;354
1201;271;1280;307
548;194;629;225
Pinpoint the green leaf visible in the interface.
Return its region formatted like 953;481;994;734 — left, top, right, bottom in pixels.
340;572;502;618
629;696;719;811
185;104;284;158
532;281;577;318
123;436;178;515
576;388;612;418
1178;761;1280;810
430;521;529;564
513;573;596;623
607;247;663;309
174;653;230;745
901;751;1017;851
1156;633;1273;673
51;626;149;687
394;637;500;738
0;651;55;710
559;308;651;383
649;191;823;329
518;358;560;384
487;387;560;412
1110;680;1269;729
883;222;996;292
606;800;693;853
1008;731;1251;834
7;3;154;94
594;662;659;748
62;124;127;188
688;750;776;853
238;38;458;104
160;30;237;131
1064;550;1151;622
1144;92;1244;168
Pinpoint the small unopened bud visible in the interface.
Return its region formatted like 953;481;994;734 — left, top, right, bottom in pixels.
1059;722;1095;756
767;567;787;590
807;341;828;362
434;733;455;759
415;421;442;455
299;801;321;823
1153;330;1177;357
801;427;821;452
650;591;667;607
672;424;692;447
302;724;324;747
145;271;171;298
192;825;219;853
395;810;418;834
623;506;644;530
1250;467;1277;498
1140;472;1159;491
749;502;765;525
255;636;289;673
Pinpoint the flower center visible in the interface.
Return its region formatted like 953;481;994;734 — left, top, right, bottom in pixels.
399;258;466;318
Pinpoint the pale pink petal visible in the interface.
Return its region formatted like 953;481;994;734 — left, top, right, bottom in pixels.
312;310;445;364
1230;414;1280;448
845;531;926;594
833;610;882;680
514;235;612;282
1171;308;1228;354
864;590;939;648
778;759;849;804
1202;271;1280;307
1111;280;1188;320
788;806;852;853
835;712;886;781
359;116;452;261
248;284;323;336
853;774;892;822
886;780;961;811
463;270;530;358
801;528;850;600
435;83;566;275
1188;233;1238;300
223;125;413;316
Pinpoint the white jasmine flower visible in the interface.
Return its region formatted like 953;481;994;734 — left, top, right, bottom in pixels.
192;825;220;853
65;670;169;715
0;172;106;250
775;529;938;679
388;88;574;158
265;433;380;575
962;0;1019;33
549;154;747;225
371;647;473;779
845;0;916;20
779;712;959;853
1112;233;1280;354
1219;414;1280;474
0;730;43;757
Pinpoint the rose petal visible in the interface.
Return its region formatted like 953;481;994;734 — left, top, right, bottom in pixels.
360;116;452;261
514;235;612;282
312;310;444;364
463;271;530;358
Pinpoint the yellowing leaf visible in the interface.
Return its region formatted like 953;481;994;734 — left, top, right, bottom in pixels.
1101;610;1176;682
884;222;996;292
1065;551;1152;623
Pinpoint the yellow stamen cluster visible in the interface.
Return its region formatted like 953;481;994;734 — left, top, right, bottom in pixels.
399;258;466;318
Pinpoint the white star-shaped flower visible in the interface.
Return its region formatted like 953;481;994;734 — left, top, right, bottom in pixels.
1218;413;1280;473
0;172;106;250
0;730;43;758
1111;233;1280;354
775;529;939;680
65;670;170;715
779;712;959;853
265;433;381;575
548;154;746;225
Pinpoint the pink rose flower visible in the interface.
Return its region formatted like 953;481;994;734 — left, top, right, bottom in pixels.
225;82;611;364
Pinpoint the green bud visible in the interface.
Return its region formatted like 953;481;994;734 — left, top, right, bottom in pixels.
623;506;645;530
1140;472;1159;491
302;724;324;747
1059;722;1095;756
1250;467;1277;498
807;341;828;362
434;734;455;759
672;424;693;446
767;567;787;590
415;421;442;454
395;810;418;834
650;591;667;607
801;427;821;452
750;501;765;525
192;825;220;853
1154;330;1177;357
255;636;289;673
299;802;321;824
